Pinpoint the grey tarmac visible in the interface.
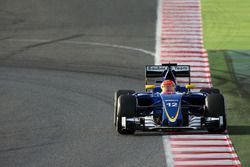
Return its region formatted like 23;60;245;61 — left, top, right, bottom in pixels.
0;0;166;166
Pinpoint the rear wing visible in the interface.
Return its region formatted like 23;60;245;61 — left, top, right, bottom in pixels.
145;64;190;78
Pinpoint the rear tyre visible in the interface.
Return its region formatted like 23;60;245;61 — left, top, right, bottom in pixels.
114;90;135;127
205;94;227;133
200;87;220;94
116;95;136;134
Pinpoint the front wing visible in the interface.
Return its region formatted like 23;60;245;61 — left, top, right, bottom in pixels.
121;116;225;132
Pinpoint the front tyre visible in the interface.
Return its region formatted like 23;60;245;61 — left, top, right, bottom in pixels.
116;95;136;135
205;94;227;133
114;90;135;127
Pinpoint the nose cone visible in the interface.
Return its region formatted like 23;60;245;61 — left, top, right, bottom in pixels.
161;94;183;126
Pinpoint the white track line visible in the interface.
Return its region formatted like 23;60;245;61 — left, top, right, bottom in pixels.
174;153;238;158
174;160;241;166
7;39;155;57
161;48;206;51
172;147;234;152
171;141;232;146
155;0;163;65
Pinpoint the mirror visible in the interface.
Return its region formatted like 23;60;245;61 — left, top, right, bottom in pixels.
185;84;196;89
145;85;156;90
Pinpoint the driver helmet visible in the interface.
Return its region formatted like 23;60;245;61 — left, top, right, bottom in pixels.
161;80;175;94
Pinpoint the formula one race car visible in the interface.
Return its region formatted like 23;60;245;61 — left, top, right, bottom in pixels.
114;64;227;134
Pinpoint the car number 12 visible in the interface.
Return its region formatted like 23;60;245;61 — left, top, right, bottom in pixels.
166;102;178;107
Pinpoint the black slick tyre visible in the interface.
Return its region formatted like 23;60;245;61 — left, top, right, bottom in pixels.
116;95;136;135
114;90;135;127
205;94;227;133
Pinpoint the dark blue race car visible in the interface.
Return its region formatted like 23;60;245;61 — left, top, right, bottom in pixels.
114;64;227;134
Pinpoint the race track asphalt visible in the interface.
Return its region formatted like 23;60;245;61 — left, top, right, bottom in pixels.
0;1;166;166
